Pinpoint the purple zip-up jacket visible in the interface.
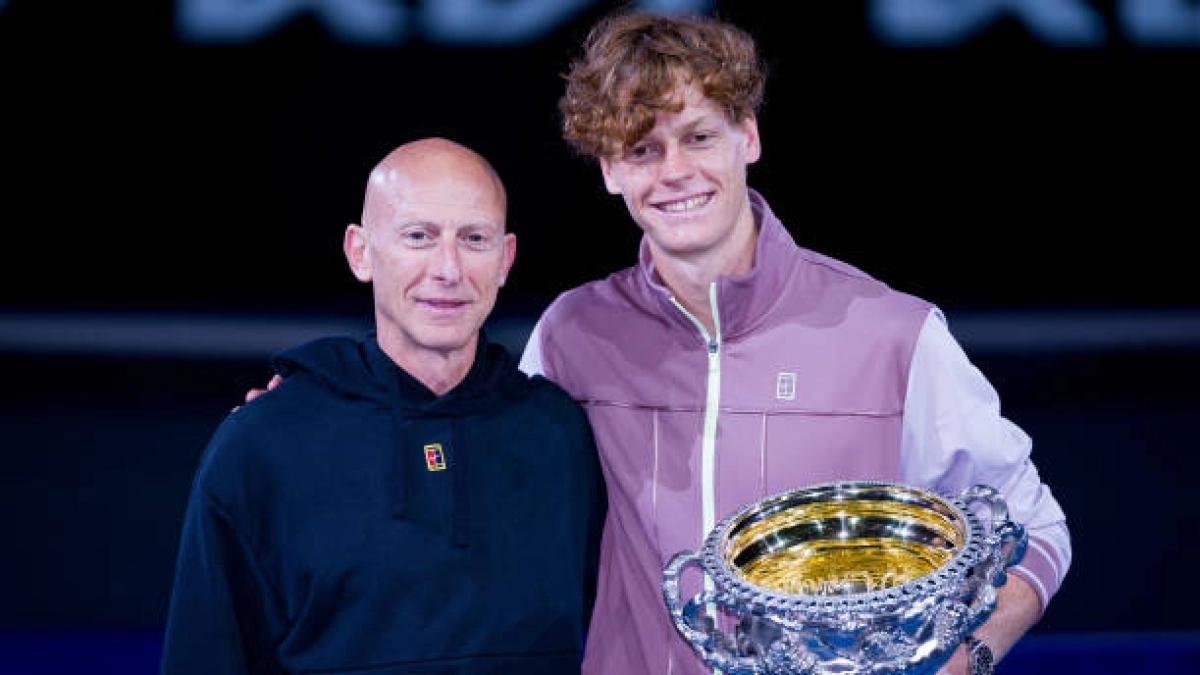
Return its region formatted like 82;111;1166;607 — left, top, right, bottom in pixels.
521;190;1069;674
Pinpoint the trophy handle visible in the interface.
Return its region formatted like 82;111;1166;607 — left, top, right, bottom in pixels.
959;483;1029;572
956;484;1030;633
662;550;712;650
663;550;768;673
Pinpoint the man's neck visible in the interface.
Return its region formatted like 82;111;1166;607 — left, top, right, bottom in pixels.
377;327;476;396
650;216;759;335
655;258;718;333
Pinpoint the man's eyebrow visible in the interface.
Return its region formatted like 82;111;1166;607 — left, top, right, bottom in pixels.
458;221;505;231
394;219;439;229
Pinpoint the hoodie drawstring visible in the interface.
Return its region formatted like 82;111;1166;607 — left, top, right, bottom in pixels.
451;419;470;549
388;407;409;520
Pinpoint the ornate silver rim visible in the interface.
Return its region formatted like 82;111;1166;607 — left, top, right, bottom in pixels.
696;480;988;618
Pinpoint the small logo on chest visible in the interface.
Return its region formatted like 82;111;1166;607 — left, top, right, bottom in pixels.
776;372;797;401
424;443;447;471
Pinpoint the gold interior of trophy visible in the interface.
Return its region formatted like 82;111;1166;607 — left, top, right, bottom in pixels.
727;490;966;596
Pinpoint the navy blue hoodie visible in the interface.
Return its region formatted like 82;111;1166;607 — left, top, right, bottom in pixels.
161;332;606;674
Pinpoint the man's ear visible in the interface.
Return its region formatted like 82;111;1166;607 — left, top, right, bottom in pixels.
344;223;372;282
498;232;516;286
742;113;762;165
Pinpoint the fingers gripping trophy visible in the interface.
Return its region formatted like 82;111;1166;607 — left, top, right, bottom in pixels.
662;481;1027;674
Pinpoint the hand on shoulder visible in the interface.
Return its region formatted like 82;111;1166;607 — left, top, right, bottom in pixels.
232;373;284;412
246;374;284;402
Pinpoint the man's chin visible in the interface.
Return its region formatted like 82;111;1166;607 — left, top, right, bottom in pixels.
413;327;479;354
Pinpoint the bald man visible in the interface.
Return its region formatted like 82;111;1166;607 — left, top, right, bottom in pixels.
161;138;606;674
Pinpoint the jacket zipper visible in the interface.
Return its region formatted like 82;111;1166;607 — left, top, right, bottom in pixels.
669;283;722;651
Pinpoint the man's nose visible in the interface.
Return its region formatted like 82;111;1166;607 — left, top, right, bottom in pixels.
660;144;695;180
431;239;463;282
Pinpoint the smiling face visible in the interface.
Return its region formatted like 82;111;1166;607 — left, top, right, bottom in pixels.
599;83;761;270
344;139;515;371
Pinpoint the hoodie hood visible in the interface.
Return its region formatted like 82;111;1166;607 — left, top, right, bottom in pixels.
271;329;528;415
269;329;530;546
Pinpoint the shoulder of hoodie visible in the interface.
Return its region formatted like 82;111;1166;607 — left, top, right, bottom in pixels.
516;370;589;420
516;373;598;461
186;365;369;500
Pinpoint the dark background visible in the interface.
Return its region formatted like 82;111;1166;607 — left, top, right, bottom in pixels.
2;1;1199;672
3;0;1197;315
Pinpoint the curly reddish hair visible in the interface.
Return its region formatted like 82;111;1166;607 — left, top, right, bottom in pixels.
559;10;766;161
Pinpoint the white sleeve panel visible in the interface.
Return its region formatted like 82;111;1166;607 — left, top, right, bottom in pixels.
518;317;545;376
901;308;1072;610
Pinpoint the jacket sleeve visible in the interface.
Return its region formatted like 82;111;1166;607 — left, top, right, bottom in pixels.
899;308;1072;615
160;457;284;675
517;316;546;377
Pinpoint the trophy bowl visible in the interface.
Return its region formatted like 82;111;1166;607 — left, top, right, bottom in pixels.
662;481;1027;674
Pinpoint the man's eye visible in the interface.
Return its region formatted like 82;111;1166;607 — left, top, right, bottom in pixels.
402;230;436;248
462;232;495;251
626;145;654;161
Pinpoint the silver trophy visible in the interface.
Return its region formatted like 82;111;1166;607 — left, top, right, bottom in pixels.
662;481;1027;674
